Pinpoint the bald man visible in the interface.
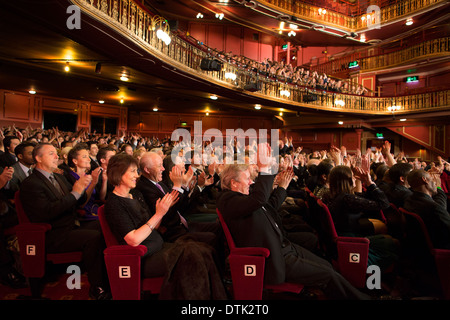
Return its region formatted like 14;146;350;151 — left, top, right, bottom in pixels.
136;152;222;245
404;169;450;249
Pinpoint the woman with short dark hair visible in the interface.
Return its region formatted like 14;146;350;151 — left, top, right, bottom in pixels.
104;153;178;278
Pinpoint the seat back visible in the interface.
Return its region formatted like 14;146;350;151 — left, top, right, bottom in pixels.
14;190;30;224
97;205;119;247
399;208;434;263
216;208;267;299
315;198;339;258
317;199;369;288
400;207;450;299
216;207;236;251
98;205;143;300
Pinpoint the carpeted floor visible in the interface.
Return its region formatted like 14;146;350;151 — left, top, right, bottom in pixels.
0;271;91;300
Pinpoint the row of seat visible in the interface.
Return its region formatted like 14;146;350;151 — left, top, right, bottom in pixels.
11;187;450;300
305;188;450;299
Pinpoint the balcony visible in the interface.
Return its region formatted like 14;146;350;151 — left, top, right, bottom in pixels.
69;0;449;116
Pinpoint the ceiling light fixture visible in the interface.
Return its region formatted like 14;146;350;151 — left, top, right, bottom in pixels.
120;74;129;81
64;62;70;72
288;30;296;37
400;118;407;122
210;95;218;100
279;112;283;116
29;90;36;94
338;121;344;125
254;104;261;110
215;13;224;20
99;100;105;104
196;13;203;19
120;98;124;104
153;107;158;112
406;18;413;26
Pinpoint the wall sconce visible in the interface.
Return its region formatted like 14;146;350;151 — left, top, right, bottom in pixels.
196;13;203;19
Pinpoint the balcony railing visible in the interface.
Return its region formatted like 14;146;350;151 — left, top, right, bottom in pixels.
260;0;447;31
72;0;450;115
311;37;450;75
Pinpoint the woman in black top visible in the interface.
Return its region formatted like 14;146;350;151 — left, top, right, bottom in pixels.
324;165;399;271
104;153;178;278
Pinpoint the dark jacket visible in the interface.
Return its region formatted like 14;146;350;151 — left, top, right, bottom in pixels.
216;173;288;285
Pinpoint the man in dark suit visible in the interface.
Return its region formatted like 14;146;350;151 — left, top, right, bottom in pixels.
216;144;369;299
404;168;450;249
19;143;110;299
7;142;35;196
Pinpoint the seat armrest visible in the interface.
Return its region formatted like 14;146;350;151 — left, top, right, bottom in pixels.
104;245;147;256
231;247;270;258
336;236;370;244
15;222;51;233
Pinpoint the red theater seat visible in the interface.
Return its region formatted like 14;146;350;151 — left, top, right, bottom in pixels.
400;208;450;300
315;199;370;288
216;209;303;300
14;191;83;298
98;205;164;300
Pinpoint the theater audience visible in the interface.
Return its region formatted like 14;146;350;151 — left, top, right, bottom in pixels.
19;143;110;299
216;144;370;299
1;123;448;300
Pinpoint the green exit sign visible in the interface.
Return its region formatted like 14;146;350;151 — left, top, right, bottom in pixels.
180;122;187;126
406;76;419;83
281;44;288;50
348;61;359;68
